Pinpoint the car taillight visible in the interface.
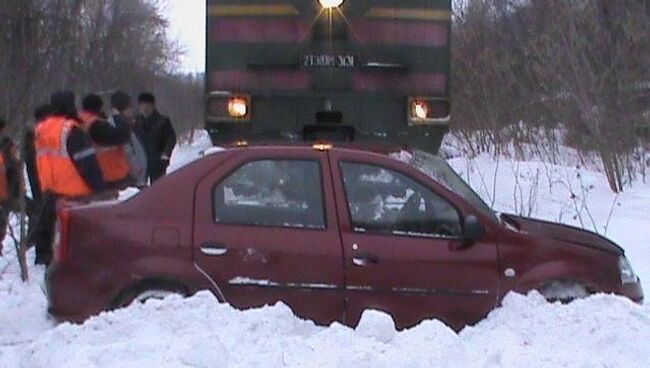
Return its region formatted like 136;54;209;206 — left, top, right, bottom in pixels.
206;92;251;122
408;97;450;124
53;209;71;262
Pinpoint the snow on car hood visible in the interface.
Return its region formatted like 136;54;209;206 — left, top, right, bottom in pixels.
504;214;624;255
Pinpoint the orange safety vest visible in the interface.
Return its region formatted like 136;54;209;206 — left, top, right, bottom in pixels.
79;111;130;183
36;116;93;198
0;154;7;201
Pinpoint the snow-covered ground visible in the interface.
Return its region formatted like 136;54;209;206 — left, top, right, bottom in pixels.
1;132;649;368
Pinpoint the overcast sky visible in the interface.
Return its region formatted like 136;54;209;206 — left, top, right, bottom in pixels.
164;0;206;73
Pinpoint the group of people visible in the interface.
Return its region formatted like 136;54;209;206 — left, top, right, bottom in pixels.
0;90;177;265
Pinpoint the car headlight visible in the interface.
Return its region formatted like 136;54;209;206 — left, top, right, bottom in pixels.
619;256;639;284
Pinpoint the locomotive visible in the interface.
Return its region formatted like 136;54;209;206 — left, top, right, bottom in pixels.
205;0;451;152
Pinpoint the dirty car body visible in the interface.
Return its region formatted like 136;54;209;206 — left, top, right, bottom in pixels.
46;144;643;330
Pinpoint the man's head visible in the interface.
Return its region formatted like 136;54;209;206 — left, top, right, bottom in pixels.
111;91;133;118
82;94;104;116
137;92;156;118
50;90;77;118
34;104;54;124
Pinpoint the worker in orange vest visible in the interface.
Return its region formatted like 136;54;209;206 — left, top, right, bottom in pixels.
33;90;106;265
79;94;132;190
0;117;23;256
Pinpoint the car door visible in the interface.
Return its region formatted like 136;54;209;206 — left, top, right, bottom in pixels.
328;149;500;330
193;147;344;325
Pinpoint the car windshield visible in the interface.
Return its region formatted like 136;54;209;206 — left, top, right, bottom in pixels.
391;149;497;221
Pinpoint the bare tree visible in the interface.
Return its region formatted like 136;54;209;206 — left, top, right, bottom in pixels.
452;0;650;192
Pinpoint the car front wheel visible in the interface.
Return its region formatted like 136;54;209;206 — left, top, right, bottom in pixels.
538;281;589;303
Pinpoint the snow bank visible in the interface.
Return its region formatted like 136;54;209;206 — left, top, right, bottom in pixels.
462;292;650;368
13;291;650;368
0;243;53;367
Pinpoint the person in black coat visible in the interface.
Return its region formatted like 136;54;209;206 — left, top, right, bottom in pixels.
23;104;52;256
134;93;177;183
110;91;148;186
25;104;54;204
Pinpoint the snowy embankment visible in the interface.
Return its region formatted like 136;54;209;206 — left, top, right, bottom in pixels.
15;291;650;368
1;131;649;368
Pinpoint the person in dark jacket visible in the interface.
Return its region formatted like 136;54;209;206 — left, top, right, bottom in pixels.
110;91;147;186
0;117;23;255
33;90;106;265
134;93;177;183
24;105;53;254
80;94;132;190
25;104;54;204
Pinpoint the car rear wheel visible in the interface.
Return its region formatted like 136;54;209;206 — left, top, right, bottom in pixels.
113;280;188;309
131;289;180;305
539;281;589;303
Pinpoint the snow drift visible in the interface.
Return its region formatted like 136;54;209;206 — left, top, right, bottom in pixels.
15;291;650;368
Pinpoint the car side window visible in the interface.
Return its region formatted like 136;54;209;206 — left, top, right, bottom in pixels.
214;159;325;229
341;162;462;238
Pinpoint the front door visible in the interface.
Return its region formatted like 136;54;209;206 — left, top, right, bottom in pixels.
329;149;499;330
193;148;344;325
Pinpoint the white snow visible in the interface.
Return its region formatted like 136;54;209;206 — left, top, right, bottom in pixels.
118;187;141;201
8;290;650;368
1;132;649;367
167;130;220;174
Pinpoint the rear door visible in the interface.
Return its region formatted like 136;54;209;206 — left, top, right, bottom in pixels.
329;149;499;330
193;147;344;325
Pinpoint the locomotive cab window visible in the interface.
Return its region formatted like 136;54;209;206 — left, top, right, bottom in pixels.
214;160;325;229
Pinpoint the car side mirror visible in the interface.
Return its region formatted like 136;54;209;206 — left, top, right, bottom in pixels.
462;215;486;242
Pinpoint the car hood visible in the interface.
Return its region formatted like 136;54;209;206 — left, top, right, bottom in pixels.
502;214;624;255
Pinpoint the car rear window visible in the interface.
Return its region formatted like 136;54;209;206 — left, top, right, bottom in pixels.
213;159;325;229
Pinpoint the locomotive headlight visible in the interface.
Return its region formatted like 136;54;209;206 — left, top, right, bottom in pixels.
407;97;451;125
228;97;249;119
412;100;430;120
319;0;344;9
206;92;251;122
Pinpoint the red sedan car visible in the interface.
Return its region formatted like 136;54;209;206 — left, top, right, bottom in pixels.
46;143;643;330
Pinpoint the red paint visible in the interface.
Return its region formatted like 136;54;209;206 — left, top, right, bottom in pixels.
47;144;644;330
210;19;310;43
351;20;449;47
354;72;447;95
53;207;71;262
211;70;311;91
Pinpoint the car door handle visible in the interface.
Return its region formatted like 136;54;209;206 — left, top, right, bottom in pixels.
201;244;228;257
352;253;379;267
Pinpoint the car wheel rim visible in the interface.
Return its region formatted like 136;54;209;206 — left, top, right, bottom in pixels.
132;290;178;305
540;281;588;302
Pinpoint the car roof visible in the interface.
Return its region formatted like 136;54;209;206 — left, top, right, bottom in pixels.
220;140;414;157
